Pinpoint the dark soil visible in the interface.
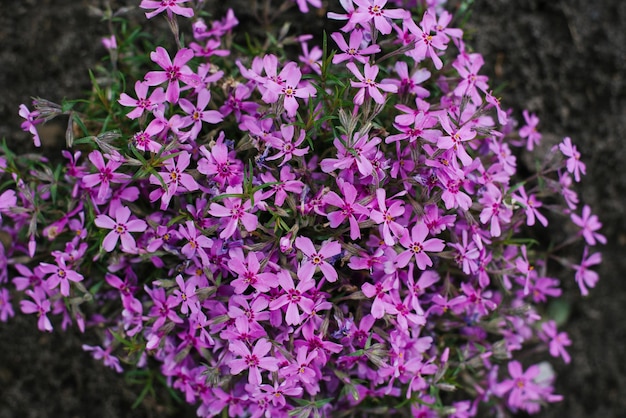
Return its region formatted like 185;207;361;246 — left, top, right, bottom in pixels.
0;1;624;417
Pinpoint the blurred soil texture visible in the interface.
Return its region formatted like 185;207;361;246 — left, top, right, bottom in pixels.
0;0;624;417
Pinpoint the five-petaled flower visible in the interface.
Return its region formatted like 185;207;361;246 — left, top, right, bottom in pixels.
95;206;148;253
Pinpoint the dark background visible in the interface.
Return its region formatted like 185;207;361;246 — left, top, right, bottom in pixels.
0;1;624;417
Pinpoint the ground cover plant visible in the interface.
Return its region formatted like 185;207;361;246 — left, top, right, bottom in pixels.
1;0;605;416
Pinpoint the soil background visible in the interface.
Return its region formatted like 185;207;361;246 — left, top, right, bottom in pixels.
0;0;624;417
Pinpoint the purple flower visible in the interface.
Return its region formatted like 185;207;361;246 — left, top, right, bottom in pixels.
519;110;542;151
140;0;194;19
397;222;445;270
20;287;52;332
228;338;279;385
558;136;586;182
37;258;84;297
208;186;258;240
144;47;199;103
330;30;380;64
94;206;148;252
118;80;165;120
323;178;369;240
351;0;408;35
269;269;315;325
347;62;398;105
295;236;341;282
18;104;43;147
179;89;223;139
570;205;606;246
573;247;601;296
81;151;130;200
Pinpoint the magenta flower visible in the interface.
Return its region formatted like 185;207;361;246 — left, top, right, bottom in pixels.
37;258;84;297
208;186;258;240
227;251;277;294
397;222;445;270
0;288;14;321
81;151;130;200
20;287;53;332
178;220;213;264
479;185;513;237
369;188;406;246
541;321;571;364
494;361;544;412
346;62;398;105
228;338;279;385
323;178;369;240
437;114;476;167
351;0;408;35
18;104;43;147
265;124;309;166
263;62;315;117
144;47;199;103
570;205;606;246
513;185;548;227
179;89;223;139
269;269;315;325
330;30;380;64
197;140;243;188
140;0;194;19
573;247;602;296
558;136;586;182
405;10;450;70
118;80;165;120
519;110;542;151
94;206;148;252
149;151;199;210
259;165;304;207
361;277;394;319
295;236;341;282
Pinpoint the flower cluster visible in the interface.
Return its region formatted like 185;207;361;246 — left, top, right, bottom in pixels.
4;0;603;417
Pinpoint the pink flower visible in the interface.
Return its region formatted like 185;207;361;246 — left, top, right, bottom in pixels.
570;205;606;246
295;236;341;282
178;220;213;264
351;0;408;35
323;178;369;240
362;277;394;319
346;62;398;105
118;80;165;120
144;47;200;103
228;338;279;385
179;89;223;139
18;104;43;147
513;185;548;227
437;114;476;167
149;151;199;210
519;110;542;151
81;151;130;200
94;206;148;252
405;10;450;70
541;321;571;364
558;136;586;182
479;185;513;237
140;0;194;19
37;258;84;297
228;251;277;294
397;222;445;270
330;30;380;64
269;269;315;325
197;139;243;188
265;124;309;166
20;287;52;332
208;186;258;240
573;247;601;296
369;188;406;246
263;62;315;117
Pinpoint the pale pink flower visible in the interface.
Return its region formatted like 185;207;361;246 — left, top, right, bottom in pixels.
94;206;148;252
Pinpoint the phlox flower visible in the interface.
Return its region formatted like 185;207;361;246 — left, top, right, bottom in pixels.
173;274;200;315
282;345;318;385
323;178;369;240
493;361;545;413
259;165;304;207
541;320;571;364
140;0;194;19
346;62;398;105
404;10;450;70
178;220;213;264
558;136;586;182
330;30;380;64
94;205;148;253
82;344;123;373
227;250;276;294
570;205;606;246
228;338;279;385
20;287;52;332
269;269;315;326
144;47;200;104
573;247;601;296
321;132;381;178
327;0;357;32
265;124;309;166
131;120;163;153
179;89;223;139
452;52;488;105
263;61;316;117
0;189;17;220
361;277;394;319
149;151;199;210
295;236;341;282
18;104;43;147
81;151;130;200
117;80;165;120
513;185;548;227
37;258;84;297
479;184;513;238
293;0;321;13
397;222;445;270
351;0;409;35
208;186;258;240
197;138;243;188
369;188;406;246
382;60;431;98
437;114;476;166
0;288;14;321
519;110;542;151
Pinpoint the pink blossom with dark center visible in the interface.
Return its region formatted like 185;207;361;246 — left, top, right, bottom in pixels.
346;62;398;105
20;287;52;332
208;186;258;240
140;0;194;20
118;80;165;120
81;151;131;200
397;222;445;270
570;205;606;246
94;206;148;253
269;269;315;325
37;257;84;297
228;338;279;385
351;0;408;35
144;47;200;103
330;30;380;64
295;236;341;282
